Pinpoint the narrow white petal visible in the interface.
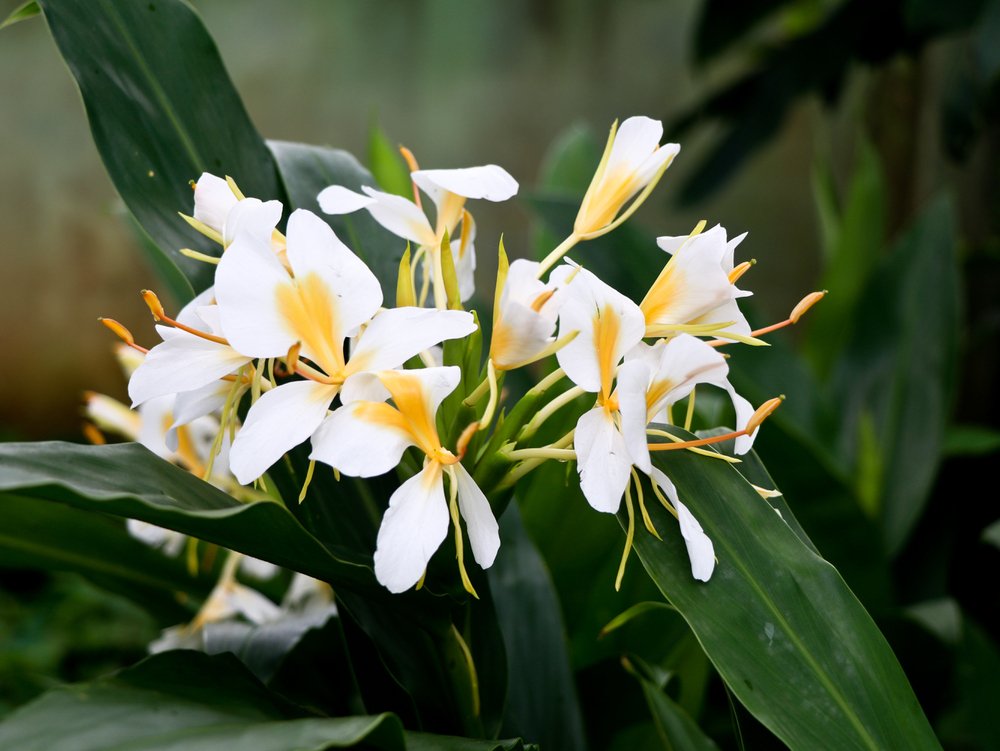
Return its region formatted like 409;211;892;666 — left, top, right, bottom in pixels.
574;407;632;513
310;402;414;477
675;499;715;582
238;556;279;580
348;308;476;375
373;464;450;593
412;165;518;202
285;209;383;334
84;393;140;440
317;185;377;214
126;519;175;549
451;233;477;302
136;396;175;459
359;186;437;246
725;383;758;455
193;173;238;233
171;381;231;428
647;334;729;415
128;334;250;407
617;359;653;472
175;287;217;329
229;380;338;484
452;463;500;568
224;582;282;624
215;217;296;357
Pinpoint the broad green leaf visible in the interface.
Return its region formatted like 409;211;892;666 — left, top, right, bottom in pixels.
488;503;586;751
1;0;39;29
943;424;1000;456
0;493;209;624
0;442;375;591
368;123;413;197
37;0;284;298
405;734;537;751
622;654;721;751
268;139;406;296
536;124;601;194
625;430;941;750
833;195;960;554
0;650;404;750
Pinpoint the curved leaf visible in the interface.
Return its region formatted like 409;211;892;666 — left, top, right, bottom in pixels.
624;430;941;750
0;441;376;591
38;0;284;298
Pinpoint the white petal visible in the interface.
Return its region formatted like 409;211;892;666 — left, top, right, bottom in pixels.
310;402;414;477
606;116;664;175
726;383;758;455
85;393;141;440
171;381;231;428
223;582;282;624
617;359;653;472
238;556;279;580
675;499;715;582
193;173;238;233
317;185;376;214
359;186;437;246
452;463;500;568
555;267;645;393
450;212;477;302
491;297;557;370
175;286;217;328
285;209;383;334
229;380;338;484
223;198;282;247
215;216;296;357
647;334;730;414
574;407;632;513
373;463;450;593
347;308;476;375
126;519;176;550
128;333;250;407
412;165;518;202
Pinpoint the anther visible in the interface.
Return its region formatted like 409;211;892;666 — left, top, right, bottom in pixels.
745;395;784;434
141;290;165;321
790;290;827;323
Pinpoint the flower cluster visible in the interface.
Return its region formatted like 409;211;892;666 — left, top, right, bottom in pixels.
95;115;822;598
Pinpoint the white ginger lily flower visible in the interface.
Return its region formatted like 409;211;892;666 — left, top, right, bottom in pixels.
214;207;476;484
317;164;517;303
553;265;646;511
189;172;287;251
640;224;753;340
310;367;499;594
127;286;254;429
490;259;566;371
574;116;680;238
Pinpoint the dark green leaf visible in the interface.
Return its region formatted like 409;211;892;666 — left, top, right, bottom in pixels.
623;653;721;751
38;0;284;298
1;1;39;30
0;493;209;623
833;195;960;554
268;139;406;296
625;430;941;750
488;503;586;751
0;441;376;591
943;424;1000;456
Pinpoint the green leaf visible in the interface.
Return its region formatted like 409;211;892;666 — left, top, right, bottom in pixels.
0;442;376;591
405;734;537;751
268;139;405;297
833;194;960;554
37;0;284;298
622;654;721;751
0;650;406;750
626;430;941;750
488;503;586;751
805;140;887;375
1;1;39;30
368;123;413;197
943;424;1000;456
0;493;209;623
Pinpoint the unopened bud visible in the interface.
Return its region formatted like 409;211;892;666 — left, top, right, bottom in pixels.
98;317;134;345
141;290;165;321
790;290;827;323
746;395;784;434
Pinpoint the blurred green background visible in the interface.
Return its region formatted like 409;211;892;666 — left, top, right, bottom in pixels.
2;0;1000;746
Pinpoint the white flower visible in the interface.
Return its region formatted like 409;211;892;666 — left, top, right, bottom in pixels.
490;259;565;370
190;172;286;250
640;224;752;340
214;206;476;484
574;116;679;237
310;367;499;594
318;164;517;302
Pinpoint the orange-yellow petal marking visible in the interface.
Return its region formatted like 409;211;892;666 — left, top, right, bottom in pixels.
276;272;345;378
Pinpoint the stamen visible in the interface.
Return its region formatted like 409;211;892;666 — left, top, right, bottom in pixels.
684;387;697;432
647;428;747;452
728;258;755;284
478;359;500;431
707;291;826;347
141;290;230;346
645;429;741;463
455;422;479;459
650;481;679;520
615;483;636;591
399;145;423;210
81;422;106;445
98;317;148;354
179;247;221;265
631;468;660;539
179;212;223;245
745;395;784;434
224;175;246;201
